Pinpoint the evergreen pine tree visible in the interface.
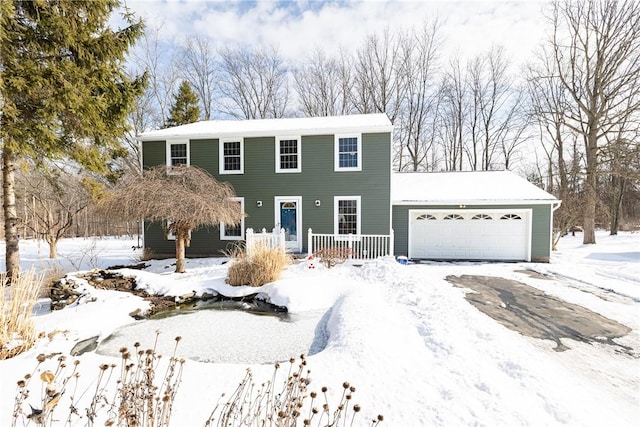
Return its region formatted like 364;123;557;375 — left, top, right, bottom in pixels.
0;0;145;278
166;80;201;127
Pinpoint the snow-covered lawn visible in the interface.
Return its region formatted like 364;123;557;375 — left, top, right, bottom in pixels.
1;231;639;426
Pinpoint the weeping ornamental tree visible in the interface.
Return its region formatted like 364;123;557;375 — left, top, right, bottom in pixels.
0;0;145;278
100;165;243;273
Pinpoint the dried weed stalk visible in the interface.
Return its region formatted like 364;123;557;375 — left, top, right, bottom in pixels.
11;333;184;427
204;355;383;427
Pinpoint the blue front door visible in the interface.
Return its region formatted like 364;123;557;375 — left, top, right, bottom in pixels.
275;196;302;252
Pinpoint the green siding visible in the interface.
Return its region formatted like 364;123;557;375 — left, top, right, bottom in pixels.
142;141;165;169
392;204;553;262
141;132;392;257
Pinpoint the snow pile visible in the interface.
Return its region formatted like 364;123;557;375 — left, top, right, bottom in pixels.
0;232;638;426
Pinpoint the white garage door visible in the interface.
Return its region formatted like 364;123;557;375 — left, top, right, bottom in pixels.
409;209;531;261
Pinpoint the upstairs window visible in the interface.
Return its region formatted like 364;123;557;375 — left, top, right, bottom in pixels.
276;137;301;173
220;198;244;240
167;141;189;168
335;196;361;236
335;134;362;171
220;138;244;174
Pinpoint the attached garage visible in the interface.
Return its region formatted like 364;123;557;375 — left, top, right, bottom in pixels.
408;209;531;261
392;171;561;263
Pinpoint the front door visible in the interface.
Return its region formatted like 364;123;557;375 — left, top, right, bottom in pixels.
275;196;302;252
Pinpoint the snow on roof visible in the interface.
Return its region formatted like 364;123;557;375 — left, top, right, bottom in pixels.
138;113;393;140
392;170;559;205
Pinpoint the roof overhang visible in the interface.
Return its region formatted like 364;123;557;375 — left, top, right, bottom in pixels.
137;114;394;141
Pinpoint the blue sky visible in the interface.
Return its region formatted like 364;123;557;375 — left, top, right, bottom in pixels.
119;0;549;68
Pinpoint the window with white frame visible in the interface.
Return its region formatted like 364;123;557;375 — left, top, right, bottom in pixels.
334;134;362;171
220;198;244;240
334;196;361;236
276;136;301;173
219;138;244;174
167;141;189;167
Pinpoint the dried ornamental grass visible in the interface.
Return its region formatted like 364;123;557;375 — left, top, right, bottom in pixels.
0;269;44;359
227;244;292;287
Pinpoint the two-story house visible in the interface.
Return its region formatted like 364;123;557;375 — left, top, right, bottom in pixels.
138;113;395;258
138;113;560;262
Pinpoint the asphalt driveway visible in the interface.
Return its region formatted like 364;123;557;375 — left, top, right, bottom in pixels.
445;274;632;352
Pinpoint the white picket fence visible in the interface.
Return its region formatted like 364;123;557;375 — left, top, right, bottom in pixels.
245;227;286;257
307;228;394;261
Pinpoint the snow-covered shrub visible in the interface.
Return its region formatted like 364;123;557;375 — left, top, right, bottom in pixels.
314;246;351;268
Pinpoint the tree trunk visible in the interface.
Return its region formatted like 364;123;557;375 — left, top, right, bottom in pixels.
583;132;598;244
46;236;57;259
175;228;187;273
2;148;21;279
609;178;625;235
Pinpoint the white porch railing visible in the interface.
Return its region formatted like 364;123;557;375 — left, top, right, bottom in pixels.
307;228;394;261
246;227;286;257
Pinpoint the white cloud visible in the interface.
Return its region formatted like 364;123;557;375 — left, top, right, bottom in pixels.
122;0;549;69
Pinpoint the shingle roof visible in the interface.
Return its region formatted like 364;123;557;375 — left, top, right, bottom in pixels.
392;171;559;205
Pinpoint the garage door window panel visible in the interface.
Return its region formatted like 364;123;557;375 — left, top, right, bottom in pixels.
472;214;493;220
416;214;437;220
444;214;464;220
500;214;522;220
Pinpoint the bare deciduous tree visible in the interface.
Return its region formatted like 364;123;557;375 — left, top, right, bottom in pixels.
395;21;443;171
120;75;158;176
438;57;468;171
218;46;290;119
17;167;91;258
545;0;640;244
99;165;243;273
466;47;526;171
134;25;181;129
351;29;406;122
294;48;352;117
180;35;217;120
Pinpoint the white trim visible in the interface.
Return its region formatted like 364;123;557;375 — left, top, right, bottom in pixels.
220;197;245;240
166;139;190;169
393;200;557;206
275;135;301;173
334;196;362;236
219;137;244;174
274;196;302;252
334;133;362;172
